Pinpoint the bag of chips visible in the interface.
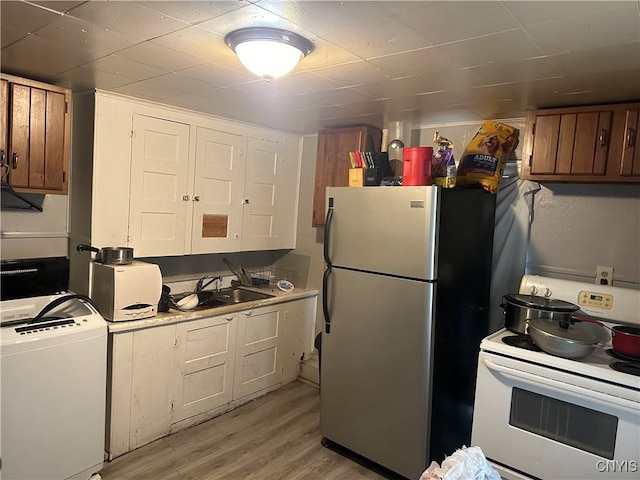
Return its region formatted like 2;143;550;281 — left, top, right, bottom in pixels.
456;121;518;193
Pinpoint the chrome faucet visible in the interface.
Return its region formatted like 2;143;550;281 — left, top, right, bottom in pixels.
195;275;222;293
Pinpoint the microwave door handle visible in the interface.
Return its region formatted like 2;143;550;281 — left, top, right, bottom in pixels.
483;358;639;413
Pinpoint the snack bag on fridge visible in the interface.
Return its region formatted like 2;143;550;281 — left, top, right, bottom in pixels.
456;120;518;193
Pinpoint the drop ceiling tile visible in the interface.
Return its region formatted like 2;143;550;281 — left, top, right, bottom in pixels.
368;47;456;79
113;80;185;101
227;72;344;98
150;26;231;64
503;1;627;27
50;66;133;91
83;55;166;81
135;1;246;25
0;1;60;33
436;29;545;68
296;36;362;71
115;41;208;72
565;68;640;100
68;1;189;40
525;3;640;55
300;87;377;108
32;1;87;14
145;72;222;98
34;15;143;54
396;1;520;45
176;62;254;87
550;42;640;76
468;57;564;85
1;25;26;48
196;3;312;38
1;33;105;77
309;60;388;86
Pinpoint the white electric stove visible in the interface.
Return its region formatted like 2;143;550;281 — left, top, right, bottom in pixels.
472;275;640;480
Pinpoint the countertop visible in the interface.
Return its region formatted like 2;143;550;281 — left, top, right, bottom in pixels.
107;286;319;334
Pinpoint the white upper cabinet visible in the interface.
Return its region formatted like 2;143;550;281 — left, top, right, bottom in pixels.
82;92;300;257
191;127;246;254
128;114;191;257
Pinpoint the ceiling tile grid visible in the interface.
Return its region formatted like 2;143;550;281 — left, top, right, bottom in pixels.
1;0;638;134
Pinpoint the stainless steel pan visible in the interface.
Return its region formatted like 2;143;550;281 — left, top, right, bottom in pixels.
76;244;134;265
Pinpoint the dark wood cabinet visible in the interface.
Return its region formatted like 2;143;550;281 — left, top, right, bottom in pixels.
312;126;382;227
1;73;71;194
521;102;640;183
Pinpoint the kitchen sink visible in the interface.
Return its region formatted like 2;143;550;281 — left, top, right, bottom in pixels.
172;291;227;310
213;287;274;305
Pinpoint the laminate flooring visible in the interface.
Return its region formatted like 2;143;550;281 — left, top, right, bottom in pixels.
100;381;403;480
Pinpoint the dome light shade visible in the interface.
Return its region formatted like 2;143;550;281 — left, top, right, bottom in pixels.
225;27;314;80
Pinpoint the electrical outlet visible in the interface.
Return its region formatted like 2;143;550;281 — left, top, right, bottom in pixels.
596;266;614;286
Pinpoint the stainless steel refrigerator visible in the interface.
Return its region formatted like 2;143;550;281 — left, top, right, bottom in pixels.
320;186;496;479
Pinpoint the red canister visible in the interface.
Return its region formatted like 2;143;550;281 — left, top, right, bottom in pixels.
402;147;433;186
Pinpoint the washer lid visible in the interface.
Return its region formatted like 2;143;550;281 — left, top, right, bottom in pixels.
504;294;579;312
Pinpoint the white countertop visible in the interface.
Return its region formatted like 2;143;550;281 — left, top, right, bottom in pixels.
107;287;318;334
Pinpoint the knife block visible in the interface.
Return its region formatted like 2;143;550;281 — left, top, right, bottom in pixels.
364;168;383;186
349;168;364;187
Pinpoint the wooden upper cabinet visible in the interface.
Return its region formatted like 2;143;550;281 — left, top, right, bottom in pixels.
521;102;640;183
1;73;71;194
0;79;8;182
312;126;382;227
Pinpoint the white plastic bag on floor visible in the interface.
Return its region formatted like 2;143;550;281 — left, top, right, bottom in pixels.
419;446;500;480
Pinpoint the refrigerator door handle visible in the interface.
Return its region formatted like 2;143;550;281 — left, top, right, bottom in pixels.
322;265;332;334
323;199;334;266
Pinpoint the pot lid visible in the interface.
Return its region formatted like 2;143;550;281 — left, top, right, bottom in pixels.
504;294;579;312
529;319;597;345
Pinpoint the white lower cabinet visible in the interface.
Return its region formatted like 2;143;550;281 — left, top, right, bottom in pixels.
172;312;237;423
105;295;316;460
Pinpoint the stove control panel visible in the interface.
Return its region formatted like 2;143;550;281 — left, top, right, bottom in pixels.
578;291;613;310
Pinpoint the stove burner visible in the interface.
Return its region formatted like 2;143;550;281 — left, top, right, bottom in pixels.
502;334;542;352
605;348;640;363
609;361;640;376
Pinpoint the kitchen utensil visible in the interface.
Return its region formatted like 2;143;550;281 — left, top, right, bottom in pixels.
528;318;598;359
573;316;640;359
77;244;134;265
223;258;252;286
502;294;579;334
158;285;171;312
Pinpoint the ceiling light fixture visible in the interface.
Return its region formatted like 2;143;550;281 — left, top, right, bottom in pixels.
224;27;314;80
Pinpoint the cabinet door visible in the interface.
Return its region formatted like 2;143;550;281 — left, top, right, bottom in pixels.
172;313;237;423
0;79;7;180
191;127;246;254
241;137;296;251
529;111;611;177
129;325;176;451
620;109;640;177
128;114;191;256
233;305;283;400
312;126;381;227
6;81;68;193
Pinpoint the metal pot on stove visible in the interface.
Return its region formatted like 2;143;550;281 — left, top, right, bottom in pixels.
501;293;580;334
76;244;134;265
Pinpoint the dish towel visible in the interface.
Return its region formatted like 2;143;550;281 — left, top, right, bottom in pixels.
419;446;500;480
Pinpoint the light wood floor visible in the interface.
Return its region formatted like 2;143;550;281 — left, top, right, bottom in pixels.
100;381;403;480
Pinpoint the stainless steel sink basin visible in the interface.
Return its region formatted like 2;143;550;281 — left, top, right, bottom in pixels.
213;288;274;305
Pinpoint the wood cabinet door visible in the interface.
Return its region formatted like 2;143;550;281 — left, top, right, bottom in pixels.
312;126;381;227
128;114;191;256
0;79;7;180
172;314;237;423
8;83;29;188
233;305;283;400
191;127;245;254
620;108;640;177
530;111;611;177
129;325;176;451
241;137;296;251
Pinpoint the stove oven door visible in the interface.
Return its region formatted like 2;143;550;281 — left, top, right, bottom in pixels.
471;351;640;480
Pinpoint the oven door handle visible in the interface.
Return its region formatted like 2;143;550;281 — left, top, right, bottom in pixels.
483;358;639;413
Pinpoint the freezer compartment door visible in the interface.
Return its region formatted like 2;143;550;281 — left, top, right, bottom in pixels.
325;186;439;280
320;267;434;479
